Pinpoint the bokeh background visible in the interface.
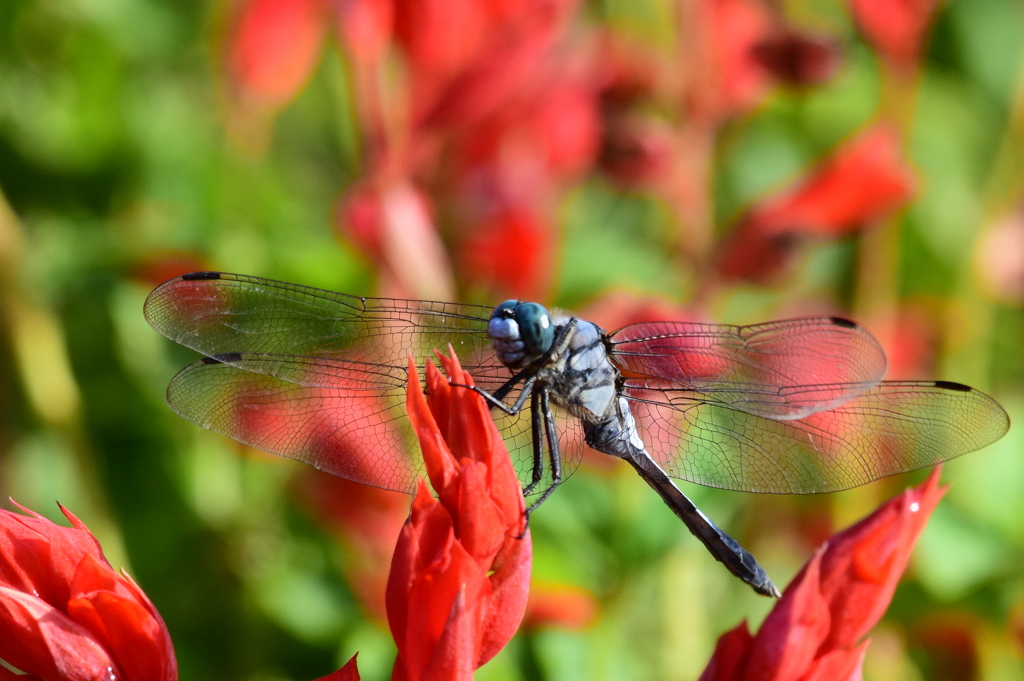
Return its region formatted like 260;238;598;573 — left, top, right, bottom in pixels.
2;0;1024;679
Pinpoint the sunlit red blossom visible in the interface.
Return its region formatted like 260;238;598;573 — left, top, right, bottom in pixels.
700;467;946;681
227;0;326;106
455;209;555;302
335;181;455;300
314;653;361;681
522;582;599;631
751;30;842;87
717;125;916;282
387;354;531;680
0;502;177;681
848;0;939;69
293;470;408;622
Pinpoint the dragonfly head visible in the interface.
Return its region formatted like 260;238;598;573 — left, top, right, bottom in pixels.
488;300;554;368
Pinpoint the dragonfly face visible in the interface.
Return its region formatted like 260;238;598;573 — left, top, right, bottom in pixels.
487;300;555;368
145;272;1010;597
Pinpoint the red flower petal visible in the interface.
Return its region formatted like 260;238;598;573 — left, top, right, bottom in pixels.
801;639;870;681
478;535;531;665
0;504;106;612
816;467;946;652
739;549;831;680
0;586;120;681
66;555;176;681
699;620;754;681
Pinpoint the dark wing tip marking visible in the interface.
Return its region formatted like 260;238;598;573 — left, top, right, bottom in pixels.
828;316;859;329
203;352;243;364
181;271;224;281
932;380;973;392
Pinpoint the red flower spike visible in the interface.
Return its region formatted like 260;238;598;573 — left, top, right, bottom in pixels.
816;466;946;653
388;354;531;679
228;0;327;106
0;503;177;681
700;468;945;681
314;653;361;681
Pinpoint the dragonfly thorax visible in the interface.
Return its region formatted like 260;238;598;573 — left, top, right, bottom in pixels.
487;300;555;369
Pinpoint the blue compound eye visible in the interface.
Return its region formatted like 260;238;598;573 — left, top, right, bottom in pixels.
491;300;519;320
515;302;553;355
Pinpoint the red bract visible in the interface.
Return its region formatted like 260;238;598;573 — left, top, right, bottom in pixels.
699;467;946;681
0;503;177;681
718;125;916;282
848;0;939;69
387;354;532;680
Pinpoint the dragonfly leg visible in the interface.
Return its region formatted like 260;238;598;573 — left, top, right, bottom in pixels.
524;388;564;519
625;451;780;598
522;389;546;497
451;374;536;416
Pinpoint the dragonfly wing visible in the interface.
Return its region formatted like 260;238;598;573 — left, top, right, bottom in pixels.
610;317;887;420
624;380;1009;493
166;352;582;494
144;271;497;367
167;357;421;492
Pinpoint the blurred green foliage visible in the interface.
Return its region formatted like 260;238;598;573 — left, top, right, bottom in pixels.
1;0;1024;679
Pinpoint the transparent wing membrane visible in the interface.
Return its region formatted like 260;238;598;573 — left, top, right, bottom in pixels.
148;272;1007;498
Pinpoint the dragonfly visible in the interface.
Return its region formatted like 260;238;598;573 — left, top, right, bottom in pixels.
145;272;1010;597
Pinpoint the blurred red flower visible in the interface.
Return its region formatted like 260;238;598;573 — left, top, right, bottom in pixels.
699;466;946;681
227;0;327;107
387;353;532;680
0;503;177;681
455;209;555;302
522;582;599;631
848;0;939;69
335;181;455;300
718;124;916;282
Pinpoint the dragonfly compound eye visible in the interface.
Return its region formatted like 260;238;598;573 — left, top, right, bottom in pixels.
514;302;554;355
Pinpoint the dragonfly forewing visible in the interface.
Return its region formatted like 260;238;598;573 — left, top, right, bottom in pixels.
610;317;887;420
